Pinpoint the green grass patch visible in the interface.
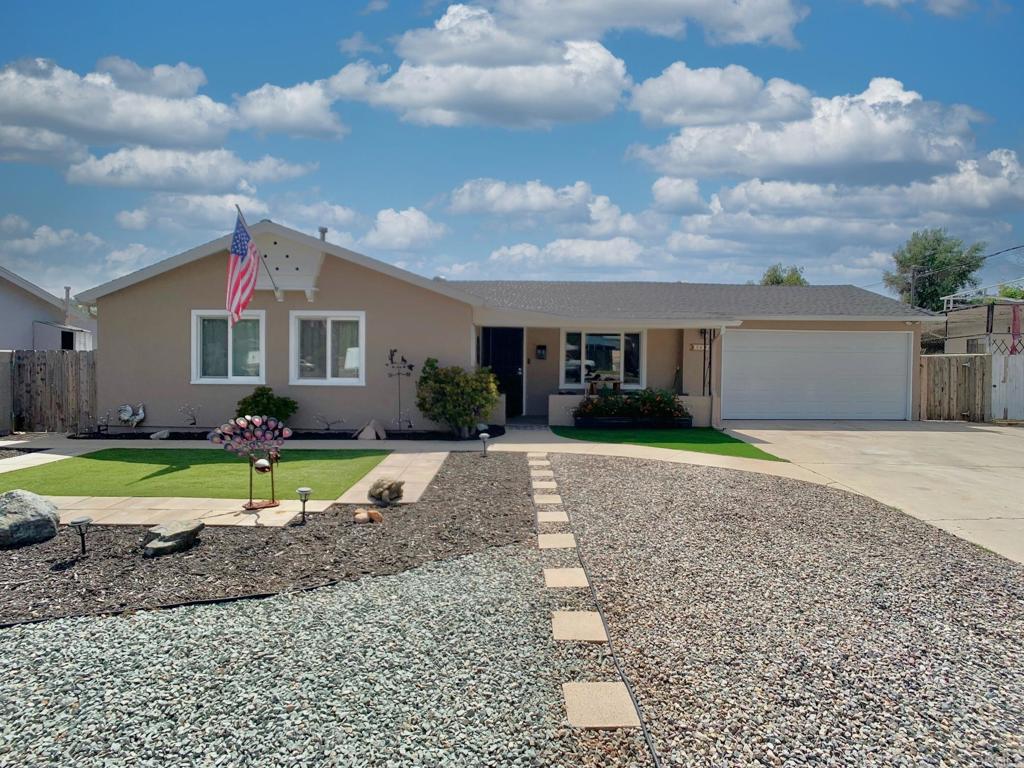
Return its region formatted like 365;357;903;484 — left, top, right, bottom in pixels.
0;448;389;499
550;426;783;462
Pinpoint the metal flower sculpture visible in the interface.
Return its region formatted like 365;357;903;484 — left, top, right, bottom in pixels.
209;415;293;510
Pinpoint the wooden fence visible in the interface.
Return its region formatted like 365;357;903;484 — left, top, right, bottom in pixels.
919;354;990;422
992;354;1024;421
11;350;97;433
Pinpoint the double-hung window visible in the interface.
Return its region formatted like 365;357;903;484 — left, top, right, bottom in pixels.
289;310;365;386
191;310;265;384
562;330;643;388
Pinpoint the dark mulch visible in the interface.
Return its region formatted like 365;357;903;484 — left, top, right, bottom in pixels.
0;448;48;460
0;452;532;625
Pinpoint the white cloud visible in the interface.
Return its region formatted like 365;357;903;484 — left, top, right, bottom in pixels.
104;242;165;271
363;0;388;11
94;56;206;98
490;236;644;267
67;147;314;190
3;224;102;254
863;0;974;16
0;58;233;147
450;178;591;213
651;177;706;212
331;40;629;128
237;80;348;138
362;207;447;250
338;32;382;56
0;213;29;234
631;77;981;182
491;0;809;47
0;123;86;164
114;193;269;233
282;201;359;229
630;61;811;126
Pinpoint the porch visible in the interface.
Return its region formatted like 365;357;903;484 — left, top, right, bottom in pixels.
475;326;720;428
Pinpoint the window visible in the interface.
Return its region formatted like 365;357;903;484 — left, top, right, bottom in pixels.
966;338;985;354
289;311;365;385
561;330;643;388
191;310;265;384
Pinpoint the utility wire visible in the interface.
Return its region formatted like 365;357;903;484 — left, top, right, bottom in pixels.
857;243;1024;290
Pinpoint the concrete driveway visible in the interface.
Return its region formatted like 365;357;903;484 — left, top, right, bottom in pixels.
725;421;1024;566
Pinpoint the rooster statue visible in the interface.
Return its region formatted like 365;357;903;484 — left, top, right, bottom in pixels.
117;403;146;429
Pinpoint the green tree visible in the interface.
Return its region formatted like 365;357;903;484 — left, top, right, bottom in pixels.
415;358;499;437
883;229;986;311
998;284;1024;300
760;263;808;286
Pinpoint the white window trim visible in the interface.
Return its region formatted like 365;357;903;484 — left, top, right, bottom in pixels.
190;309;266;385
558;328;647;390
289;310;366;386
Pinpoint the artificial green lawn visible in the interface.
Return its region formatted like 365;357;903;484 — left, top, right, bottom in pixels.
0;448;389;500
550;426;784;462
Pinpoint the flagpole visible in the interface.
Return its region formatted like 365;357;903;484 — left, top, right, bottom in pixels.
236;205;283;300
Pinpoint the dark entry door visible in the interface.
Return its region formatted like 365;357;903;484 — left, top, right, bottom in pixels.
480;327;524;418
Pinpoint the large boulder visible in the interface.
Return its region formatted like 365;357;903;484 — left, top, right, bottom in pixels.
0;489;60;549
368;477;404;506
142;519;204;557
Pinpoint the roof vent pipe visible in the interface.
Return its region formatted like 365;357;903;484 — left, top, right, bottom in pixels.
64;286;72;326
318;226;327;241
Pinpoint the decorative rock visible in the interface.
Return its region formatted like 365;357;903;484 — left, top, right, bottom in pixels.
149;430;170;440
355;419;388;440
368;477;404;506
142;520;204;557
353;510;370;524
0;490;59;549
367;509;384;523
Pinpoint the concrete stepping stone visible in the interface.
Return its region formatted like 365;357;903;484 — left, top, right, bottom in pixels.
544;567;589;588
530;469;554;479
552;611;607;642
538;532;576;549
537;509;569;523
533;494;562;505
528;460;551;467
527;452;548;458
562;682;641;729
532;480;557;490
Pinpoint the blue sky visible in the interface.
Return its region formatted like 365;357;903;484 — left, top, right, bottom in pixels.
1;0;1022;297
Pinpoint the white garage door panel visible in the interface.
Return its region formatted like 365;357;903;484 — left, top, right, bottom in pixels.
722;331;910;419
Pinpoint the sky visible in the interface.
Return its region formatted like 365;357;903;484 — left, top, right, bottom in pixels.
1;0;1022;298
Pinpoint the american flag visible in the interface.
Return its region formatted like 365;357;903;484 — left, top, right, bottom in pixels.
226;211;260;325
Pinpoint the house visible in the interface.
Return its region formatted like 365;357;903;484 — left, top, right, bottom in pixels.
76;220;933;431
0;265;95;351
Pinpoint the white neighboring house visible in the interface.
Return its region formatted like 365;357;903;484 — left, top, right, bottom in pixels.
0;265;96;350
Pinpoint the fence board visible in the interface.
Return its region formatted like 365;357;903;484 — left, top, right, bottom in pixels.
920;354;990;422
11;350;96;433
992;354;1024;421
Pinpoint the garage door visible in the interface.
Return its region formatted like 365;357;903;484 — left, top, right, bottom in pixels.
722;330;911;419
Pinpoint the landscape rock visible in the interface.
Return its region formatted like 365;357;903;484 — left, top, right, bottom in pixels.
368;477;404;506
355;419;388;440
142;520;204;557
149;430;170;440
367;509;383;523
0;489;59;549
353;509;370;524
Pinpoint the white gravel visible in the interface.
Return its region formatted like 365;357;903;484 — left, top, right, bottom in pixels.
553;455;1024;768
0;543;649;767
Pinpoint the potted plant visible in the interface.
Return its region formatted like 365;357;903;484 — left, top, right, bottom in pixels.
573;388;692;429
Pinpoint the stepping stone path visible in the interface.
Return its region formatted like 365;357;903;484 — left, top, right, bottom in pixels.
531;452;643;732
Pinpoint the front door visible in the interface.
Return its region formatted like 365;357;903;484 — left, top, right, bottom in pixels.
481;327;524;418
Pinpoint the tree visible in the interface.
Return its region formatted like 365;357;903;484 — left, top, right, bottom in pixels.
415;358;499;437
760;263;808;286
883;229;986;311
998;284;1024;300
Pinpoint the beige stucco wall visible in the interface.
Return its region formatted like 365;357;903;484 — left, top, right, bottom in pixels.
0;281;65;350
524;327;560;415
96;249;475;430
712;320;924;424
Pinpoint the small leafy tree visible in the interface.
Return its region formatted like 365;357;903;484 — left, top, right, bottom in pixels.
760;263;808;286
999;284;1024;300
883;228;986;311
236;386;298;422
415;358;499;437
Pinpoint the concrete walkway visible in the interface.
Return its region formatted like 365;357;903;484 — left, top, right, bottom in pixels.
336;451;447;504
50;496;320;527
725;420;1024;565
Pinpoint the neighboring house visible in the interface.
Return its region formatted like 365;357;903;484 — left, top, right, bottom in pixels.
77;221;933;431
932;301;1024;355
0;265;95;350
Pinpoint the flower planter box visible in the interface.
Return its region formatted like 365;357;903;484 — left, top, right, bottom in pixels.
573;415;693;430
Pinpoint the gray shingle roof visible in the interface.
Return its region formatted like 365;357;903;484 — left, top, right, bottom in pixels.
451;280;929;321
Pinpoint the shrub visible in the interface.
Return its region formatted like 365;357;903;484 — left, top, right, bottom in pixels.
235;386;299;422
415;358;500;436
573;388;689;419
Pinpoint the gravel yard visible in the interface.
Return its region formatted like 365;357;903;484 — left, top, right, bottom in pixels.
1;452;532;625
0;544;649;767
553;455;1024;767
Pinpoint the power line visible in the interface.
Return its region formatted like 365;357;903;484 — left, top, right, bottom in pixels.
857;243;1024;290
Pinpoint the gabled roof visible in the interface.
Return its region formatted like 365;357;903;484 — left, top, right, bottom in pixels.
0;264;67;311
76;220;483;306
453;280;933;322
